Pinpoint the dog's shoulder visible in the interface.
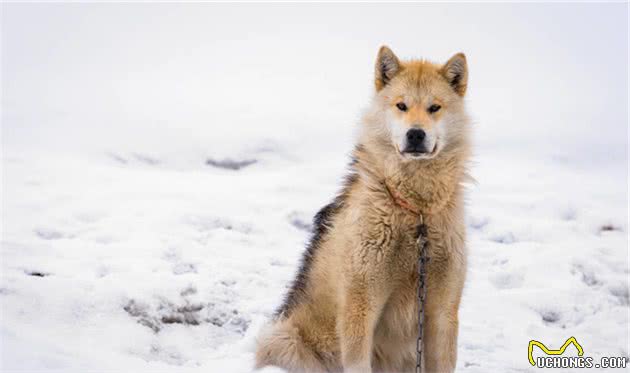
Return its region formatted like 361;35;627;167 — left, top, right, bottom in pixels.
274;159;360;318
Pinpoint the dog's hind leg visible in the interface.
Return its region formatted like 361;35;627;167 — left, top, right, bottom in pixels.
255;320;328;373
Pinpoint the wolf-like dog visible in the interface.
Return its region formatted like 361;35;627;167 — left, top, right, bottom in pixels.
255;46;471;373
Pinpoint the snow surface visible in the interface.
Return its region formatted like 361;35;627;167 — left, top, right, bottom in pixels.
1;3;628;373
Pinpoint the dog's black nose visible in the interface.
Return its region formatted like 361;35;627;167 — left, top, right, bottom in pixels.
406;128;426;147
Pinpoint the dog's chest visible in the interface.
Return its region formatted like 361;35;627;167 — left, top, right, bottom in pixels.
376;218;445;338
374;225;421;334
376;268;420;340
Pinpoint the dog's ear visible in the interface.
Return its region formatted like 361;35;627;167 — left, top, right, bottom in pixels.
441;53;468;96
375;46;401;91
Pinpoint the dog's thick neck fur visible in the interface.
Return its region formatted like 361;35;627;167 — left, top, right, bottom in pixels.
355;126;471;216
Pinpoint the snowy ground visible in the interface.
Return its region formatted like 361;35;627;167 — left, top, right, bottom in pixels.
2;146;628;372
1;3;628;373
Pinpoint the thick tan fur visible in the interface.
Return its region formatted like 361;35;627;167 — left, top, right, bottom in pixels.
256;46;471;373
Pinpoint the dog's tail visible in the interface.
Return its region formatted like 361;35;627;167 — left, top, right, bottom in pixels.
255;320;328;372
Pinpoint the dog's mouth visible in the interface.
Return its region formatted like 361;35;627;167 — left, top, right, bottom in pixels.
401;142;439;159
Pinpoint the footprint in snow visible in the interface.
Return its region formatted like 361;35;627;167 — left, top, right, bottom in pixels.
560;206;578;221
147;343;185;366
180;286;197;297
95;265;110;278
107;152;160;166
25;270;50;277
184;215;252;234
220;279;236;287
162;247;181;263
34;227;65;240
599;224;622;233
205;157;257;170
539;309;562;325
489;232;516;244
270;258;290;267
467;215;489;231
464;362;480;368
288;211;312;232
107;152;128;164
172;263;197;275
123;297;250;335
491;257;509;266
489;271;524;290
570;263;601;287
132;153;160;165
609;284;629;306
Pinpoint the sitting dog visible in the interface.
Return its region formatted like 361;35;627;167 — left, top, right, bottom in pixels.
256;46;471;373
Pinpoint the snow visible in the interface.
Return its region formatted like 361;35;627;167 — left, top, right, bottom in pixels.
1;3;628;373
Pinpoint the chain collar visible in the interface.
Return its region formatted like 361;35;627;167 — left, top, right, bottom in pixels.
384;181;429;373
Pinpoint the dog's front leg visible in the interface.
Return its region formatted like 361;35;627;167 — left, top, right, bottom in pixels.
338;273;388;373
423;262;465;373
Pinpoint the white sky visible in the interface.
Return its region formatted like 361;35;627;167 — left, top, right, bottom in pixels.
2;3;628;163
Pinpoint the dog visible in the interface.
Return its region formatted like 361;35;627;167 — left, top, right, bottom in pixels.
255;46;471;373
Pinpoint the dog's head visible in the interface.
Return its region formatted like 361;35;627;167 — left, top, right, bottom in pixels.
363;46;469;161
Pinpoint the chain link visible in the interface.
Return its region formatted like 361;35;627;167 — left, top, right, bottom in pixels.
415;216;430;373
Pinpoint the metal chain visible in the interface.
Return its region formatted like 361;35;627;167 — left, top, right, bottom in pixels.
415;215;430;373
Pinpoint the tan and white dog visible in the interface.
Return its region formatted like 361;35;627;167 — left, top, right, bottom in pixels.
256;46;471;373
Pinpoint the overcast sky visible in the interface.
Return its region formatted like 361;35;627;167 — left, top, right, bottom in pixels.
2;3;628;163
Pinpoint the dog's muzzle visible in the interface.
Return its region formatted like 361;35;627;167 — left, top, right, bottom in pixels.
403;128;429;154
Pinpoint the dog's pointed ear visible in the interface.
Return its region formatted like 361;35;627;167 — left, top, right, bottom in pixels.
441;53;468;96
375;46;401;91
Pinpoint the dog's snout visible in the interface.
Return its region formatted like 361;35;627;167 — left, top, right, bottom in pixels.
406;128;426;146
402;128;430;154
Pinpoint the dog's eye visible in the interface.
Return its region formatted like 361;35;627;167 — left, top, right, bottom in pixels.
396;102;408;112
428;104;441;114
